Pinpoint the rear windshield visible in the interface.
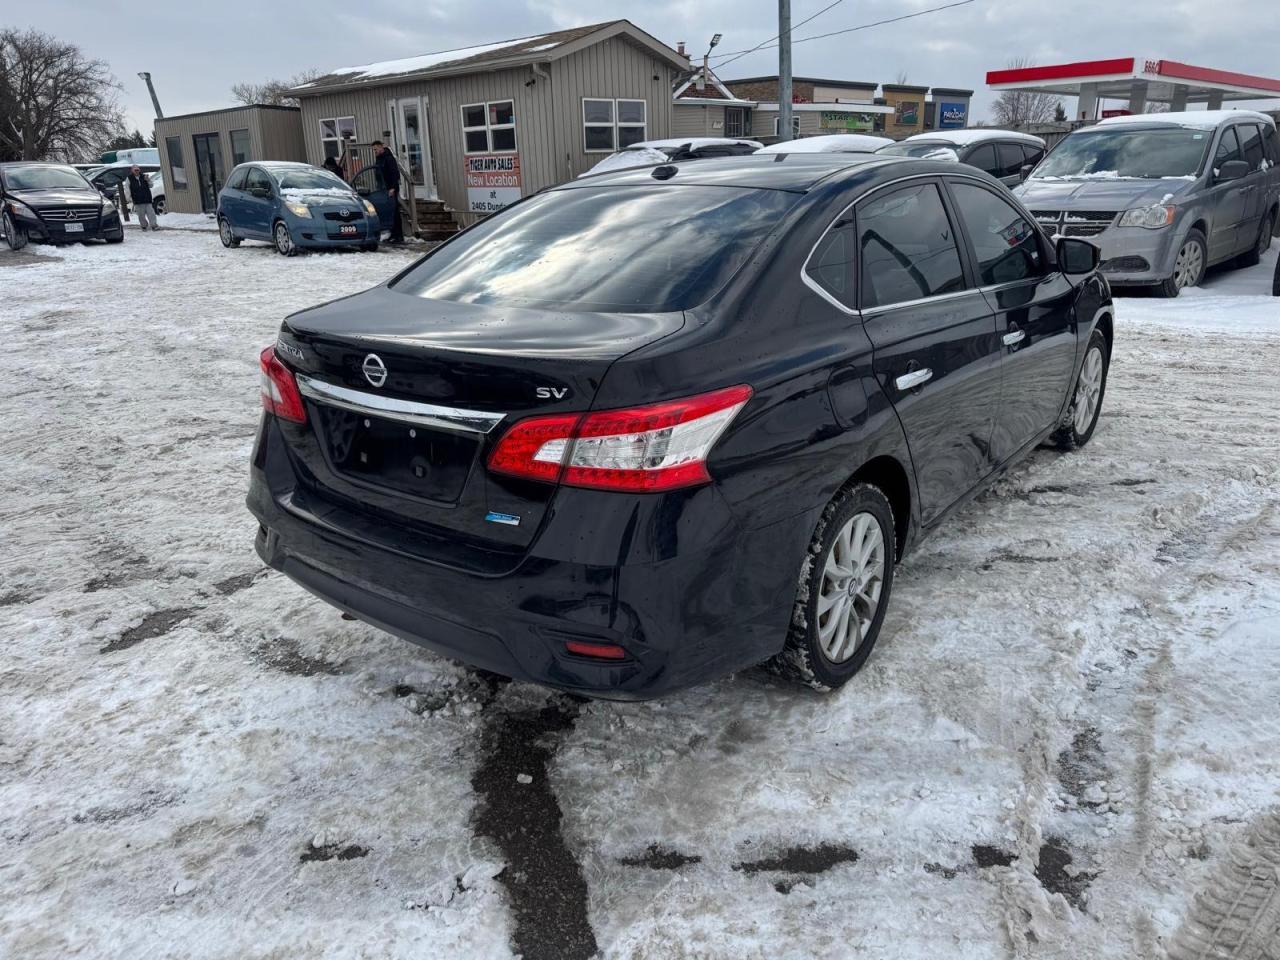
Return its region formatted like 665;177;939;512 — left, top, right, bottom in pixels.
1033;128;1211;180
391;185;800;312
272;168;350;191
4;164;90;190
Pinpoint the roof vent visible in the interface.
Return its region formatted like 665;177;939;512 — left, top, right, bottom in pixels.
651;164;678;180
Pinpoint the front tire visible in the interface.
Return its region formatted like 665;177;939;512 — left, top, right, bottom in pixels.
1157;229;1206;297
769;484;896;691
218;216;240;248
1236;210;1275;268
1051;328;1110;450
3;211;28;251
273;220;297;256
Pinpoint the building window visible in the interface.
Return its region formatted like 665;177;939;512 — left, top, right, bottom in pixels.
319;116;356;160
230;129;251;166
725;107;750;138
461;101;517;154
165;136;187;189
582;98;648;153
773;115;801;138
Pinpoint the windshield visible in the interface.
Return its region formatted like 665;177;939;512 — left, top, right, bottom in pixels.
876;142;957;159
272;168;351;192
4;164;91;191
1033;128;1211;180
391;185;800;313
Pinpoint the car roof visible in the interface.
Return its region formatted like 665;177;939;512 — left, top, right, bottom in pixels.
902;129;1045;147
1090;109;1276;132
563;152;904;192
635;137;764;150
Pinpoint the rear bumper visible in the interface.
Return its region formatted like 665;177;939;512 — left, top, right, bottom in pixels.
247;417;812;699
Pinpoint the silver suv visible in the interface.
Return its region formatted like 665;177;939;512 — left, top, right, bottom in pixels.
1015;111;1280;296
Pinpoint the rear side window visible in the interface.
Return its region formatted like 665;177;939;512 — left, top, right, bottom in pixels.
1237;125;1264;170
858;182;966;309
805;215;856;307
392;185;800;313
996;143;1026;178
1214;128;1242;169
966;143;998;175
950;182;1045;286
1263;125;1280;166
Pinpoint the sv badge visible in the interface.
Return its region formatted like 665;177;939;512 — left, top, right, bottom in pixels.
535;387;569;400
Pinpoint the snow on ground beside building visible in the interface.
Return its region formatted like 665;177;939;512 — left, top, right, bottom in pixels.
1;232;1277;959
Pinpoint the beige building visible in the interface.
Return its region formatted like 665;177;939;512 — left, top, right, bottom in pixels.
154;105;306;214
290;20;688;226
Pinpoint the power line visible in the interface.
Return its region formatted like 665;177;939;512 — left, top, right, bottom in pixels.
711;0;849;71
711;0;976;67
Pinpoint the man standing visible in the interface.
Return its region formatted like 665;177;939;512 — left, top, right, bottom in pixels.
125;165;158;231
372;140;404;244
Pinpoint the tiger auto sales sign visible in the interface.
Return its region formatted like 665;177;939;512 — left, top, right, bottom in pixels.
464;153;522;214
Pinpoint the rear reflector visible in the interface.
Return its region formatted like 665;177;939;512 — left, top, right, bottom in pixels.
564;640;628;660
487;384;752;492
259;346;307;424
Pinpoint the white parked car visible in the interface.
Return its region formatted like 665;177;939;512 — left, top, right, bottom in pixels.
755;133;893;155
581;137;763;177
147;171;167;215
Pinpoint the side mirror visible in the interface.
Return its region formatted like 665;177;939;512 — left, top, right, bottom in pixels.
1056;236;1100;276
1019;163;1034;181
1215;159;1249;183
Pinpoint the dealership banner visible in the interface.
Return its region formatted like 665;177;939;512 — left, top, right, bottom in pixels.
464;153;521;213
938;101;968;129
820;111;876;132
894;101;920;126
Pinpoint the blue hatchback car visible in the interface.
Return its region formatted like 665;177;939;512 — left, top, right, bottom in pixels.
217;161;386;255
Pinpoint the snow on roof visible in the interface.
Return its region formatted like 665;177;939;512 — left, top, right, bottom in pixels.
1094;109;1276;130
756;133;893;154
904;129;1045;147
579;146;671;177
637;137;763;150
320;35;551;82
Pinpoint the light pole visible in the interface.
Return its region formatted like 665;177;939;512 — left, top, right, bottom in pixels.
699;33;722;91
778;0;793;141
137;72;164;119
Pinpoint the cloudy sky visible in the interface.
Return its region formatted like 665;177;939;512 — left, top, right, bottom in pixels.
12;0;1279;132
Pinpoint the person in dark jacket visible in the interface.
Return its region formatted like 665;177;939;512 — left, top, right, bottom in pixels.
372;140;404;244
125;165;158;231
322;157;345;181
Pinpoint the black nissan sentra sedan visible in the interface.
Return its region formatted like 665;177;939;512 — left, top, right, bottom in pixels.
1;161;124;250
249;154;1112;699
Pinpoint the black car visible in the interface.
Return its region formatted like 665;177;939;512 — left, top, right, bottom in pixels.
1;162;124;250
248;154;1112;699
876;132;1047;188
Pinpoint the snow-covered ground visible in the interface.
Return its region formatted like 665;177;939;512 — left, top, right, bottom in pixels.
1;232;1277;960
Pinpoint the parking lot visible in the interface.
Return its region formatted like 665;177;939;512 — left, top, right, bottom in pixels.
2;228;1278;959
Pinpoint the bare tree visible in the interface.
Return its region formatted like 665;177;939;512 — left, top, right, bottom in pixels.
231;69;323;107
991;57;1062;128
894;70;909;86
0;29;123;161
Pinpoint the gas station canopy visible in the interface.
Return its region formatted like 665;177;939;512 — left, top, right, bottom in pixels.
986;57;1280;120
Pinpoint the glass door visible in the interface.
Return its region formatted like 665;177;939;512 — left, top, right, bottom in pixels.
191;133;225;213
390;97;435;198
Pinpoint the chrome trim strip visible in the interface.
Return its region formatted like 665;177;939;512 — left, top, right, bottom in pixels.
294;374;506;435
860;288;985;318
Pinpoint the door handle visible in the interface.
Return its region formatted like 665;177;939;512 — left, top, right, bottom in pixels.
1003;329;1026;347
895;368;933;391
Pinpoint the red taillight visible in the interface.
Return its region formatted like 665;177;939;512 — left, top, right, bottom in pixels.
259;346;307;424
564;640;628;660
487;384;751;492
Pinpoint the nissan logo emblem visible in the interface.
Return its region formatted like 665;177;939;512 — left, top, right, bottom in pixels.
362;353;388;388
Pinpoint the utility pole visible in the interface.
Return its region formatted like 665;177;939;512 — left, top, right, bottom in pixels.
137;72;164;119
778;0;793;141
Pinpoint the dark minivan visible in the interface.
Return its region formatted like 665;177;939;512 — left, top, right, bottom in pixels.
249;154;1113;698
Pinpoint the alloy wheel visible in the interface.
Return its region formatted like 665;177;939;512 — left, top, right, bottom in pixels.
275;222;294;255
816;512;885;664
219;218;233;247
1259;215;1274;255
1073;345;1105;434
1173;240;1203;290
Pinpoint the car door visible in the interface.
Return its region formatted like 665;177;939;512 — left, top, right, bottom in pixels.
1206;127;1248;258
241;167;276;238
1235;123;1267;242
946;178;1079;461
351;165;394;230
856;179;1002;524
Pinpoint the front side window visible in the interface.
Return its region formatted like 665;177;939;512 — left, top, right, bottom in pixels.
1022;144;1045;168
226;167;249;190
244;167;273;194
1033;127;1211;180
391;184;799;312
805;215;856;307
858;182;966;309
966;143;998;175
462;101;518;153
996;143;1026;178
582;99;646;152
165;136;188;188
950;182;1044;286
230;128;251;166
319;117;356;160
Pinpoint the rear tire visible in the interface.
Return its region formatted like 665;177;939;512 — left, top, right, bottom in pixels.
769;483;896;691
218;216;240;248
1051;328;1110;450
1156;229;1206;297
361;242;379;252
153;197;166;215
1236;210;1275;268
3;211;28;251
273;220;297;256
